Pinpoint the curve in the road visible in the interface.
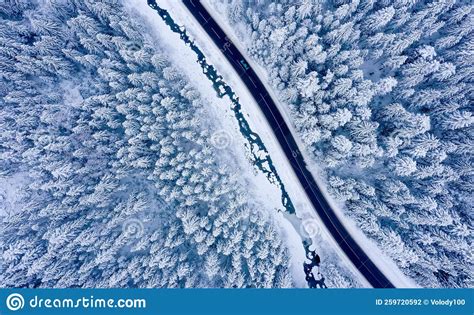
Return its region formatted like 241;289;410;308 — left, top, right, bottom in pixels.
183;0;394;289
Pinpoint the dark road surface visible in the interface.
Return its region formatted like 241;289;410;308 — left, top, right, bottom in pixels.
183;0;394;288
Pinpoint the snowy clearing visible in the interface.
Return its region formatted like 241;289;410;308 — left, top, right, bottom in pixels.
0;173;30;217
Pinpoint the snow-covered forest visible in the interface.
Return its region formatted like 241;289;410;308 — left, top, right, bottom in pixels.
0;0;296;288
210;0;473;288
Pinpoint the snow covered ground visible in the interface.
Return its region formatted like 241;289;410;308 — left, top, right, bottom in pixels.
200;0;418;288
127;0;376;287
0;173;29;217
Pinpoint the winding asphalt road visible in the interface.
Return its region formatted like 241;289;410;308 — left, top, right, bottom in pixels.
182;0;394;288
